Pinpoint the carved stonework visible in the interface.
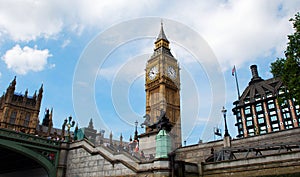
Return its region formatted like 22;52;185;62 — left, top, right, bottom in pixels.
0;77;42;134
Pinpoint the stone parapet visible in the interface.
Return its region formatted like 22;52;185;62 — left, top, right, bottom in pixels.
175;127;300;164
203;150;300;177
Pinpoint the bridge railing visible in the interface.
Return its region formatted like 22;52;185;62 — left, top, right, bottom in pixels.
0;128;61;148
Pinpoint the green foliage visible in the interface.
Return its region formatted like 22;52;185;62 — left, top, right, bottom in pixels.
271;12;300;105
270;58;285;77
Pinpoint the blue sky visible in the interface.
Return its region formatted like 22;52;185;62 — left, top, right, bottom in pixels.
0;0;299;145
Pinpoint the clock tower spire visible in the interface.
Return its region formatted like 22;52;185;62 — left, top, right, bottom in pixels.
141;22;182;152
156;21;169;47
153;22;173;57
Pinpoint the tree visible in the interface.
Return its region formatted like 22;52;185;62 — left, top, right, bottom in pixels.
271;12;300;105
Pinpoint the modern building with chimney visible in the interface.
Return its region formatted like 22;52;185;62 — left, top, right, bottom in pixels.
232;65;300;138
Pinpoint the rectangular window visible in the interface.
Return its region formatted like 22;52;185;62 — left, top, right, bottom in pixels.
248;129;254;136
247;121;253;126
268;100;275;109
278;90;285;95
256;103;263;112
258;113;264;118
283;112;291;119
244;99;250;104
24;113;30;127
10;111;17;124
295;105;300;116
272;123;279;132
295;105;300;125
284;120;292;126
245;106;251;115
283;118;293;129
260;126;266;130
267;93;273;98
281;107;289;113
270;110;277;116
270;115;278;122
260;130;267;134
258;118;264;124
239;130;243;135
246;116;252;121
281;100;288;107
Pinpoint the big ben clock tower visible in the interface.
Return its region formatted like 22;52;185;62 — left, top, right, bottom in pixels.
142;22;182;150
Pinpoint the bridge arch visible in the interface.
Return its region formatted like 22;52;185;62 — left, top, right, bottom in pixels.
0;139;56;177
0;129;60;177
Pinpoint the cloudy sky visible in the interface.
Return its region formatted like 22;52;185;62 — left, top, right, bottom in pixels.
0;0;299;144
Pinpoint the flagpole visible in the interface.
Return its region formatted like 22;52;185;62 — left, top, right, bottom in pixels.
234;66;241;99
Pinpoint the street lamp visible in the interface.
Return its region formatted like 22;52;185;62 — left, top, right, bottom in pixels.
62;115;75;142
221;107;230;137
134;120;138;141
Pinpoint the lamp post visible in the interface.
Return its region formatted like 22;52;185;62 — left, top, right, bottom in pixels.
63;115;75;142
134;120;138;141
221;107;230;137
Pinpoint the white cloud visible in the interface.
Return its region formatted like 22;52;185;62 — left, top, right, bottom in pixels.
2;45;52;75
1;0;300;141
0;0;158;41
0;1;65;41
61;39;71;48
1;0;299;70
162;0;300;70
49;63;56;69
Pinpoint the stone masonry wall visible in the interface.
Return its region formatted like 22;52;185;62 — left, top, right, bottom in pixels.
64;128;300;177
202;150;300;177
175;127;300;164
66;148;135;177
175;140;224;164
64;140;177;177
66;141;137;177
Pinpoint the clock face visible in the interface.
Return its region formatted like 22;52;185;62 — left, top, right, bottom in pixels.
167;66;176;79
148;66;158;80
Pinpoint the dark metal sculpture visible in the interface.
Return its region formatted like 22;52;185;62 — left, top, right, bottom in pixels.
141;110;173;132
140;114;151;128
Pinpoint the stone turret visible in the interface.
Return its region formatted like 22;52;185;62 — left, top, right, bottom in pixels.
120;134;123;146
36;84;43;109
0;77;43;134
23;89;28;104
41;108;54;136
5;76;16;102
88;118;94;129
109;131;113;145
